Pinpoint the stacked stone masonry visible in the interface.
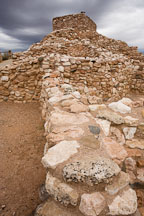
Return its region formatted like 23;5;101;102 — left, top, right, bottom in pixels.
53;13;97;31
0;13;144;216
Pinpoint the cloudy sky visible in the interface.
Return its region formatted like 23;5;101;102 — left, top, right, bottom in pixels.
0;0;144;52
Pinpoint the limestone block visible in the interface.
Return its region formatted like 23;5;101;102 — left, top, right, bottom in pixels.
108;101;131;114
108;189;137;215
123;127;137;139
70;103;88;113
95;118;111;136
79;192;106;216
101;137;127;163
96;109;124;124
126;139;144;150
45;172;79;206
1;76;9;81
105;172;130;195
42;140;80;169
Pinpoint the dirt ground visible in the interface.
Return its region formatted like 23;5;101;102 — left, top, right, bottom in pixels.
0;102;46;216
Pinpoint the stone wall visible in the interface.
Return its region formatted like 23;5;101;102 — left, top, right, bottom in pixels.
0;52;2;62
53;13;97;32
0;59;44;102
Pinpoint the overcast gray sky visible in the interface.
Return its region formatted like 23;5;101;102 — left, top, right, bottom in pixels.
0;0;144;52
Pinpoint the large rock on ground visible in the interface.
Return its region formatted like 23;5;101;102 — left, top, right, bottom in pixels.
79;192;106;216
108;101;131;114
42;140;80;169
108;188;137;215
63;157;120;186
45;172;79;206
96;109;124;124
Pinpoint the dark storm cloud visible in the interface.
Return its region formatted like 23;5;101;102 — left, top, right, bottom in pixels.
0;0;144;52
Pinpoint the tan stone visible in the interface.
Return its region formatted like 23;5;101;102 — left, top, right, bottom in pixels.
45;172;79;206
108;189;137;215
70;103;88;113
126;139;144;150
142;109;144;118
105;171;130;195
101;137;127;163
79;192;106;216
42;140;80;169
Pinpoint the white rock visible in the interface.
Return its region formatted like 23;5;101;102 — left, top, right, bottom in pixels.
108;101;131;114
42;140;80;169
95;118;111;136
89;104;106;112
79;192;106;216
119;97;133;106
61;84;73;91
123;127;137;140
1;76;9;81
108;188;137;215
72;91;81;99
124;116;139;126
58;66;64;72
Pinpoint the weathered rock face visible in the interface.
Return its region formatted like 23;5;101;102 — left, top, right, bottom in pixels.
108;189;137;215
42;140;80;169
79;192;106;216
45;172;79;206
63;157;120;185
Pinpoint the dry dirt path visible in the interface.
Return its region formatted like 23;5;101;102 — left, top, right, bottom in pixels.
0;102;46;216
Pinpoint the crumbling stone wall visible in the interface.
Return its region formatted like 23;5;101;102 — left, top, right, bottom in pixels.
0;52;2;62
53;13;97;32
0;59;44;102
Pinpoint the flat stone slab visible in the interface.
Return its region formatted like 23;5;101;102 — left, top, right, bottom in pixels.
96;109;124;125
42;140;80;169
50;111;89;125
126;139;144;150
108;101;131;114
63;157;120;186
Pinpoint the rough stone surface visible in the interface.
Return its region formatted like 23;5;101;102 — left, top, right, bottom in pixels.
126;139;144;150
123;127;137;140
137;168;144;182
45;172;79;206
89;104;106;112
88;125;100;135
50;111;89;126
70;103;88;113
110;127;125;145
119;97;133;106
105;171;130;195
42;140;80;169
108;101;131;114
124;116;139;126
96;109;124;124
108;189;137;215
101;137;128;163
79;192;106;216
95;118;111;136
63;157;120;185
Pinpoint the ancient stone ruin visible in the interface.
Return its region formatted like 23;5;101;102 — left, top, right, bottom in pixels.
0;13;144;216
